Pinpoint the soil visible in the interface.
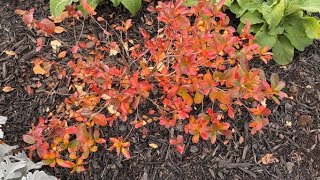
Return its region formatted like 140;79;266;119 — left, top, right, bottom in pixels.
0;0;319;180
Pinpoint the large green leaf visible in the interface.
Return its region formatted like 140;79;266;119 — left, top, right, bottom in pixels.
268;26;284;35
111;0;121;6
272;35;294;65
259;0;285;30
285;5;302;16
255;25;277;49
240;11;265;25
50;0;73;17
237;0;263;11
300;0;320;12
230;1;246;17
284;17;313;51
121;0;141;15
302;17;320;39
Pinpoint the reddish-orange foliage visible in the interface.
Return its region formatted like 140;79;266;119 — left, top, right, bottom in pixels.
22;0;287;173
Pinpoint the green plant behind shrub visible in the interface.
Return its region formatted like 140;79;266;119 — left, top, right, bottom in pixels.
50;0;141;18
230;0;320;64
185;0;320;65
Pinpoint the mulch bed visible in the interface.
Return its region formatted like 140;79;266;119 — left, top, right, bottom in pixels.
0;0;319;179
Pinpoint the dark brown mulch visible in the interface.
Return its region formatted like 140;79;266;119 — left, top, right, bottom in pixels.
0;0;319;179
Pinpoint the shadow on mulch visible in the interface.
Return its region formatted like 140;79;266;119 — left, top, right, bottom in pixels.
0;0;319;179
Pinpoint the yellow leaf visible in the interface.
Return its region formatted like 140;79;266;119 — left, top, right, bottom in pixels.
4;50;17;57
149;143;158;149
2;86;15;92
107;104;117;114
50;40;62;51
33;65;46;75
177;88;193;106
194;91;204;104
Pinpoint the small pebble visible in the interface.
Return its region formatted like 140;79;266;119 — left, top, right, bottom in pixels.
279;134;284;139
189;145;199;153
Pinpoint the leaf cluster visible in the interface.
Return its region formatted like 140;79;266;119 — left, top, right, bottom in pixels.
20;0;288;172
137;0;287;152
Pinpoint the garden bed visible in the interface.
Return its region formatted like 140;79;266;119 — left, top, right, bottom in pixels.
0;0;319;179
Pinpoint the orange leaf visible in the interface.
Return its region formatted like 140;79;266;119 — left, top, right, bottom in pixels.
14;9;26;15
194;91;204;104
260;153;279;165
32;59;46;75
92;113;108;126
121;147;131;159
54;26;65;33
82;0;95;15
58;51;67;58
56;159;76;168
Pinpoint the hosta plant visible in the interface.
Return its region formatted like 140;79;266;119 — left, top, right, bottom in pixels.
228;0;320;64
50;0;141;18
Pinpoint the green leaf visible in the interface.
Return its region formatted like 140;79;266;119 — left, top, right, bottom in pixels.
268;26;284;35
285;5;302;16
240;10;265;25
121;0;141;15
284;17;313;51
230;1;246;18
302;17;320;39
237;23;263;34
224;0;233;7
111;0;121;6
255;24;277;49
300;0;320;13
237;0;263;11
50;0;73;18
259;0;285;30
272;35;294;65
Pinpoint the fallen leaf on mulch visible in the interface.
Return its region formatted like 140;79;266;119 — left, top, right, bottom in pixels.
32;58;46;75
4;50;18;59
58;51;67;58
32;58;52;77
2;86;15;92
298;115;313;127
149;143;158;149
260;153;279;165
54;26;65;33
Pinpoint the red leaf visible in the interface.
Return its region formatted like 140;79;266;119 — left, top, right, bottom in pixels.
167;85;179;98
36;38;43;52
22;8;35;25
72;45;79;54
92;113;108;126
36;18;56;35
